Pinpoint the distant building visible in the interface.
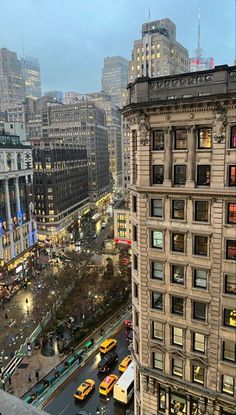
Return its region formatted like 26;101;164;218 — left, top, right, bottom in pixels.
44;90;63;102
32;138;89;241
113;200;131;246
4;122;26;142
190;56;215;72
64;91;91;104
0;132;37;276
21;56;41;100
101;56;129;107
0;48;25;110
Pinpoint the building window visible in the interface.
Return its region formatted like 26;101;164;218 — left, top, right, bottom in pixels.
194;201;209;222
153;130;164;150
151;261;163;280
174;165;186;185
132;129;137;151
226;240;236;260
172;358;183;378
174;129;187;149
230;126;236;148
152;292;163;310
134;282;138;299
222;375;234;395
193;332;205;353
225;274;236;295
227;203;236;224
159;387;166;412
194;235;208;256
132;195;137;213
172;200;185;220
172;327;183;347
171;233;185;253
172;297;184;316
133;225;137;242
197;165;211;186
151;199;163;217
193;269;208;289
133;254;138;270
170;393;187;414
172;265;185;285
153;352;163;371
229;166;236;186
193;301;206;321
192;365;204;384
152;321;163;341
151;230;164;249
198;128;212;149
222;340;236;363
223;309;236;328
153;165;164;184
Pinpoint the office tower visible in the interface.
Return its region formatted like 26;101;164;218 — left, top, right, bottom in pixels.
101;56;129;107
128;18;189;83
0;48;25;111
89;91;122;192
44;90;63;102
0;132;37;275
28;99;110;203
122;65;236;415
21;56;41;100
32;139;89;241
64;91;91;104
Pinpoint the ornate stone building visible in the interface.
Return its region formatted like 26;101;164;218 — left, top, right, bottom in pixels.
122;65;236;415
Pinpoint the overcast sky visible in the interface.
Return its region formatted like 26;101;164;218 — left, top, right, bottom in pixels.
0;0;235;93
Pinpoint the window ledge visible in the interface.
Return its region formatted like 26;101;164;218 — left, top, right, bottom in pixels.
172;149;188;153
196;149;212;152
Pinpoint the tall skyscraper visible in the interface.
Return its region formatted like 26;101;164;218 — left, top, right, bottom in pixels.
101;56;129;107
122;65;236;415
0;48;25;111
21;56;41;100
128;18;189;83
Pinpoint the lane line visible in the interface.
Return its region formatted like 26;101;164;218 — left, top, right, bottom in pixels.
58;403;70;415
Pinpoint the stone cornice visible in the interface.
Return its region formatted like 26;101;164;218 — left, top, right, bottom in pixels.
128;185;235;199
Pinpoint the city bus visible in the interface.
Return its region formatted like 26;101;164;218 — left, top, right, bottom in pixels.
113;362;134;404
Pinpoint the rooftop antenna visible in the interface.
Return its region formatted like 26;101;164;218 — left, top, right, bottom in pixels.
148;7;151;22
195;0;203;58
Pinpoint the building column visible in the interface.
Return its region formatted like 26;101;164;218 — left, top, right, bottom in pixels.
15;177;24;252
186;126;195;187
164;127;172;186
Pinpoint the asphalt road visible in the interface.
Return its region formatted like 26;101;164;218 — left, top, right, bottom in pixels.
44;326;133;415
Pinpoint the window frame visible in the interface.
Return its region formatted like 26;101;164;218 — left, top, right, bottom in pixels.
151;198;163;218
153;165;164;184
193;268;208;290
194;200;209;222
172;326;184;347
197;165;211;186
192;365;205;385
226;239;236;260
151;230;164;250
151;291;163;311
153;130;165;151
222;340;236;363
222;374;234;396
173;164;187;185
153;351;163;371
171;264;185;285
171;296;184;316
151;261;164;280
192;332;205;354
229;165;236;187
230;125;236;148
224;274;236;295
174;129;187;150
227;202;236;224
193;301;207;322
198;127;212;149
172;199;185;220
194;235;209;257
152;321;163;341
172;357;183;378
171;232;185;253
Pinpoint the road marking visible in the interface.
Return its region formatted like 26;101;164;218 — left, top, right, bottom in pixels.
58;403;70;415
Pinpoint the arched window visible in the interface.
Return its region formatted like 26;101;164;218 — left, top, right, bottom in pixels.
7;153;12;171
17;153;22;170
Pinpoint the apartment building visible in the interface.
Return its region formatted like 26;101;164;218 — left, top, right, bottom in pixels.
122;65;236;415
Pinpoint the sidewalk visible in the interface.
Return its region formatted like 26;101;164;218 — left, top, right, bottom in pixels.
6;349;63;398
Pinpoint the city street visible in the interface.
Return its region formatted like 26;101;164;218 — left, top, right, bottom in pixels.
44;325;134;415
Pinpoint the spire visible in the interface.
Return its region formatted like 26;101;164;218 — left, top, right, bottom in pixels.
195;0;203;59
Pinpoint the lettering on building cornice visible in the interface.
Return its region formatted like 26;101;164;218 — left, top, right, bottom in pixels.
146;220;211;231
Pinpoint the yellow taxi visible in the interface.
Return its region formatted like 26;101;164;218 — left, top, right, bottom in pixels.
99;338;117;354
74;379;95;400
99;374;118;396
118;354;132;372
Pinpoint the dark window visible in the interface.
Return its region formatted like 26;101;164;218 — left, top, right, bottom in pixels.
222;375;234;395
132;129;137;151
132;195;137;213
134;282;138;298
230;126;236;148
152;292;163;310
151;261;163;280
225;274;236;295
193;269;207;289
193;332;205;353
227;203;236;224
172;297;184;315
226;240;236;260
172;233;185;253
192;365;204;384
224;309;236;328
151;199;163;217
172;265;185;284
152;321;163;340
197;165;211;186
153;165;164;184
174;129;187;150
222;340;236;363
151;230;164;249
194;235;208;256
133;254;138;270
195;201;209;222
193;302;206;321
133;225;137;242
174;165;186;185
153;352;163;371
153;130;164;150
172;200;185;220
172;327;183;346
172;358;183;378
198;128;212;149
159;386;166;412
229;166;236;186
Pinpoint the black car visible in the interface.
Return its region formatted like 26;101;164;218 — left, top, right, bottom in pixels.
97;352;118;373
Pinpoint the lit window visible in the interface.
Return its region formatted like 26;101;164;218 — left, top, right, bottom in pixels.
226;240;236;260
223;309;236;328
229;166;236;186
159;387;166;412
193;332;205;353
222;375;234;395
198;128;212;149
227;203;236;224
153;352;163;371
192;365;204;384
230;126;236;148
172;358;183;378
152;321;163;341
172;327;183;346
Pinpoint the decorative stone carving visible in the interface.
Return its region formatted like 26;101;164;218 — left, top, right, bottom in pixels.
229;71;236;79
212;106;227;143
138;114;150;145
142;374;149;392
189;113;194;119
165;114;171;121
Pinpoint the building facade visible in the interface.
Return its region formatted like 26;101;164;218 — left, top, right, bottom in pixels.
122;65;236;415
101;56;129;108
0;48;25;111
190;57;215;73
21;56;41;100
0;133;37;275
44;90;63;102
32;139;89;241
113;200;131;246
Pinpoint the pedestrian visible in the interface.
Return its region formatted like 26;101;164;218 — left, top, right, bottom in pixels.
25;298;28;304
27;373;32;383
8;377;12;386
5;313;8;320
35;370;39;382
